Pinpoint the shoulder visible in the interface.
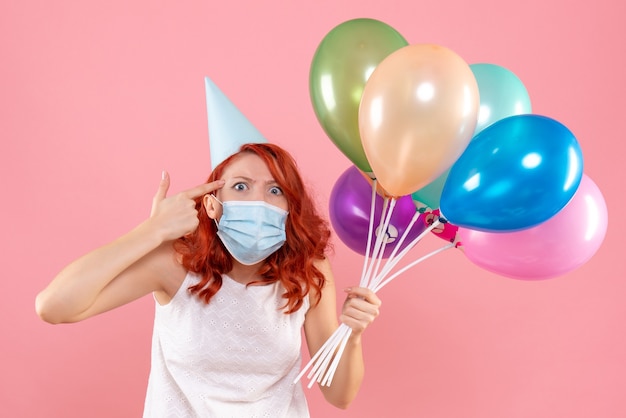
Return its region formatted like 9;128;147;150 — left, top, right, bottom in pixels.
303;257;340;353
149;243;188;304
307;257;337;313
309;257;335;304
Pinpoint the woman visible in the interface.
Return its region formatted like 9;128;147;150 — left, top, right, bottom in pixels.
36;143;382;417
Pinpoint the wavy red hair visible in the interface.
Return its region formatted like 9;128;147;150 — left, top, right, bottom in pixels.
173;143;331;313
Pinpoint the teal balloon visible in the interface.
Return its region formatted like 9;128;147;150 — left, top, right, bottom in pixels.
411;63;531;210
470;63;532;135
411;168;449;210
440;114;583;232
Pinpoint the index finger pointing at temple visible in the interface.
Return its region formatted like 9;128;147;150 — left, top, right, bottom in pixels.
182;180;225;199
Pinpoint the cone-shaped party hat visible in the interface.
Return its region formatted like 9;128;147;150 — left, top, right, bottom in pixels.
205;76;267;169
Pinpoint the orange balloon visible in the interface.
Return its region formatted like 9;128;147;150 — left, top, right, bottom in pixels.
358;44;479;197
357;169;394;198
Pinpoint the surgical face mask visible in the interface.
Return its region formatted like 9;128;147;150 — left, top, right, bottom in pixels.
211;196;288;265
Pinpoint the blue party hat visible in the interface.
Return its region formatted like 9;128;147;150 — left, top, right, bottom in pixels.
205;76;267;168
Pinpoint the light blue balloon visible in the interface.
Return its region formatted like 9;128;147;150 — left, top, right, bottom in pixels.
470;63;532;136
410;63;532;209
410;168;449;211
440;114;583;232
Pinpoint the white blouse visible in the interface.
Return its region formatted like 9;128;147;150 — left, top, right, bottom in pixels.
143;271;310;417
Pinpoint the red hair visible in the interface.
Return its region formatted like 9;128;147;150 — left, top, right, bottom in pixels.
173;143;331;313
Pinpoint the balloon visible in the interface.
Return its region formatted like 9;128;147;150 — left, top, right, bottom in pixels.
410;63;532;209
310;18;408;174
423;209;459;243
359;44;480;197
357;169;394;198
458;174;607;280
470;63;532;136
440;114;584;232
411;168;450;211
329;166;426;258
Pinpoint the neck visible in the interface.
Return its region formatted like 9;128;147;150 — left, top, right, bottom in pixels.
228;261;265;285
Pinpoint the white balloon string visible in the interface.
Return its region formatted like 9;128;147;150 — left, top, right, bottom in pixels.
322;327;353;387
361;197;387;287
373;242;455;293
301;330;337;381
368;211;422;290
311;324;351;387
306;326;348;388
311;218;442;387
295;323;346;384
385;220;439;272
364;197;396;288
295;193;452;388
370;219;440;291
361;185;388;287
306;328;341;379
311;346;335;386
359;179;378;286
381;210;422;265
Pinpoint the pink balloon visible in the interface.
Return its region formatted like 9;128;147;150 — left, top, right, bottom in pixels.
422;209;459;243
458;174;608;280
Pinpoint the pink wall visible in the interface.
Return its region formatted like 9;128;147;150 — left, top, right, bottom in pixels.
3;0;624;417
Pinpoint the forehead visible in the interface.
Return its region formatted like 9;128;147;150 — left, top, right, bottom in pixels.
220;152;273;180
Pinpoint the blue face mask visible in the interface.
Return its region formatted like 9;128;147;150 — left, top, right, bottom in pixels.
212;198;288;265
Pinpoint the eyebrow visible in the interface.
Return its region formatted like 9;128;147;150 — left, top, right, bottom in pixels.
228;176;279;186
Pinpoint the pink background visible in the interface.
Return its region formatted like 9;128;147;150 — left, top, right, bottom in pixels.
2;0;624;417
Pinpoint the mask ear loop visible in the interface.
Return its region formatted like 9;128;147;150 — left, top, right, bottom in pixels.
210;194;224;206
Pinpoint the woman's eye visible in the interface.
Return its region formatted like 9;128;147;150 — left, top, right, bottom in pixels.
233;182;248;191
269;186;283;195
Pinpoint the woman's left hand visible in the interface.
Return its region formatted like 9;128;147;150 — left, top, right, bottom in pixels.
340;287;382;335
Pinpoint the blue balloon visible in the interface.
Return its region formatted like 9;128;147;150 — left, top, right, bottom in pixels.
440;114;583;232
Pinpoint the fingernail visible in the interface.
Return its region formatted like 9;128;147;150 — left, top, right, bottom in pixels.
344;287;352;293
161;170;166;180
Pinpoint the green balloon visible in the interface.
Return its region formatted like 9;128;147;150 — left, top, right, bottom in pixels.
310;18;408;173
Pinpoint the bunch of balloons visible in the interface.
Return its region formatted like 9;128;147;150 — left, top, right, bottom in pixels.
312;17;606;280
297;17;607;387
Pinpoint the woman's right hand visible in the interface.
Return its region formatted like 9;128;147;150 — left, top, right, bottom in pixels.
149;171;224;242
36;171;225;324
